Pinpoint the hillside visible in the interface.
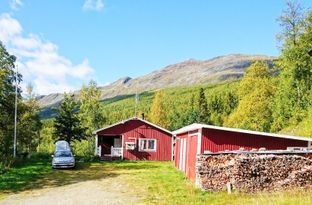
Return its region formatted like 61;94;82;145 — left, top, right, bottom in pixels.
41;80;239;125
37;54;275;109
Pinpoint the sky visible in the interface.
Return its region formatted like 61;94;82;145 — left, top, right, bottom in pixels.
0;0;312;95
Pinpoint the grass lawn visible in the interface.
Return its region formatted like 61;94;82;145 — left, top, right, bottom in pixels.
0;160;311;204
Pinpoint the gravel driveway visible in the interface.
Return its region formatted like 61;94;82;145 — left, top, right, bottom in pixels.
0;170;141;205
0;163;140;205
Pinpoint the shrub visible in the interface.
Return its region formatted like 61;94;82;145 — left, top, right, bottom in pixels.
72;138;95;158
28;152;51;160
0;162;6;174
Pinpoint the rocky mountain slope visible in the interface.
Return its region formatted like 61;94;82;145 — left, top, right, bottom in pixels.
37;54;275;108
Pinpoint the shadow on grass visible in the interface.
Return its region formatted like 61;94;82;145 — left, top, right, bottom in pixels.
102;160;163;171
0;160;165;196
0;160;118;195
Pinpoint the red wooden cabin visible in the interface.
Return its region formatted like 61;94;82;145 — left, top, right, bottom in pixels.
173;123;312;182
93;117;173;161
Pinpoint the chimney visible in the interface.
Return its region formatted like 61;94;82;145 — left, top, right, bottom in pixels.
141;112;145;120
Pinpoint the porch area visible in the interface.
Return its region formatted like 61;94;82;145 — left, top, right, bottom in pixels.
96;135;123;161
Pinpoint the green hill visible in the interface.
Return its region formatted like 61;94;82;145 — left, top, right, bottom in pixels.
100;81;239;131
40;81;239;127
40;78;312;138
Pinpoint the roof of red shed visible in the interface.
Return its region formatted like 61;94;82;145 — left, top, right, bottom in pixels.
92;117;173;135
172;123;312;142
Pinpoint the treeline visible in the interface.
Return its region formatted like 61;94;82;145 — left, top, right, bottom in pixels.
101;82;239;131
0;43;42;168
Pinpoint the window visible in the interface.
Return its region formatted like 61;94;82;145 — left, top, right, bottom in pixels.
125;142;136;150
138;138;157;152
55;151;73;157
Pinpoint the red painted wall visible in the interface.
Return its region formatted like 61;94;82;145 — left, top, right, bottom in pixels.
174;127;309;182
201;128;307;153
97;119;172;161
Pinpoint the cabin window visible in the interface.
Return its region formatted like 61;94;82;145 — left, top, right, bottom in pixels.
138;138;156;152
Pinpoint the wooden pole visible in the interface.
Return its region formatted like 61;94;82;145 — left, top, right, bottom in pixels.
13;65;18;158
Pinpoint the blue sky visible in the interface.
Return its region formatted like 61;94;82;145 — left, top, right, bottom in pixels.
0;0;311;94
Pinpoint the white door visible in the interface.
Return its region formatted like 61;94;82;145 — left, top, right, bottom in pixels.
179;139;183;170
179;138;187;172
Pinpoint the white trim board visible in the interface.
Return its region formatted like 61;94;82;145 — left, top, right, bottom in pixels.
95;134;98;155
173;123;312;142
197;128;202;155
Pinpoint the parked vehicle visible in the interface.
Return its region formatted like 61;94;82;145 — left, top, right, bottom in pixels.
52;140;75;169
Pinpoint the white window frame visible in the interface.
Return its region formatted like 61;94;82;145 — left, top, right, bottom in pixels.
138;138;157;152
125;142;136;150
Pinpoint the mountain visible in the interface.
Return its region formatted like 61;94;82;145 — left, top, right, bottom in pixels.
37;54;275;108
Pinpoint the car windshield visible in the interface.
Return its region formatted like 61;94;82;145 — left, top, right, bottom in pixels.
55;151;72;157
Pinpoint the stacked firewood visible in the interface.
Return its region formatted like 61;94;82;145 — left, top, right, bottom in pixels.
196;154;312;192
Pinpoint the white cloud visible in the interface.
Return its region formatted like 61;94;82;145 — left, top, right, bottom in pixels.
0;13;22;42
10;0;23;10
83;0;104;12
0;13;95;95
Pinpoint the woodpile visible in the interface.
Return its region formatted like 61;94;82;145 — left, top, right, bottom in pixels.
196;154;312;192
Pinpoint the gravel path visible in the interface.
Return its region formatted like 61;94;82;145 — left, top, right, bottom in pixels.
0;175;140;205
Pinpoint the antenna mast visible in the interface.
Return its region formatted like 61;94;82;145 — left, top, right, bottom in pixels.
134;91;139;117
13;65;18;158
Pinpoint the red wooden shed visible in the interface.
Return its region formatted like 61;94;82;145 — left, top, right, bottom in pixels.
93;117;173;161
173;123;312;182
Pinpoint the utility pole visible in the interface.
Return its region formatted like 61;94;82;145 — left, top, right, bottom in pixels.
13;65;18;158
134;91;139;117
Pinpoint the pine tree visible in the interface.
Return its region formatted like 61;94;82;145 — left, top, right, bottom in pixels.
197;88;210;124
150;91;169;128
53;94;86;144
185;94;199;125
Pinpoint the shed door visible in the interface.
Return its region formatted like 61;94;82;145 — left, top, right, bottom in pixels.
174;139;180;168
186;134;198;182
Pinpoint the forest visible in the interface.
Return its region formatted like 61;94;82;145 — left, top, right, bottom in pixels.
0;1;312;170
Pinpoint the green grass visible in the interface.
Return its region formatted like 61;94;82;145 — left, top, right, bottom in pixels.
1;160;311;204
0;159;52;199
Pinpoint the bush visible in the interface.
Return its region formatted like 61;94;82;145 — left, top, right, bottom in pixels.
0;156;15;169
72;138;95;159
28;152;51;160
75;155;100;163
0;162;6;174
